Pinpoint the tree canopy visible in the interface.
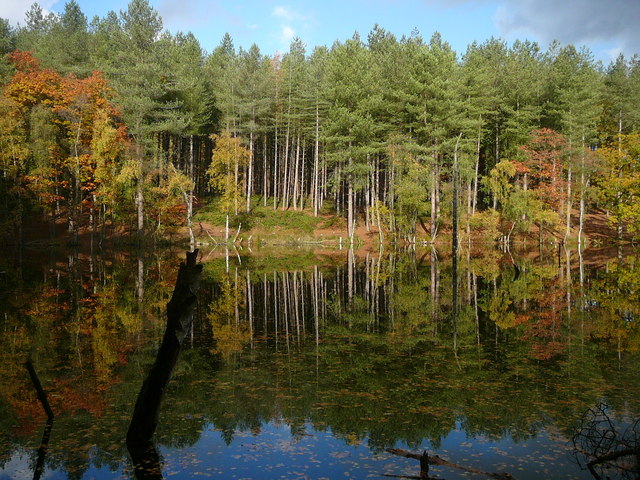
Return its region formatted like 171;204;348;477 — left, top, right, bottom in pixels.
2;0;640;245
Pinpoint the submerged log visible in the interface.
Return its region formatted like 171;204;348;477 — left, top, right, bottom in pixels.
127;250;202;446
386;448;515;480
25;360;54;420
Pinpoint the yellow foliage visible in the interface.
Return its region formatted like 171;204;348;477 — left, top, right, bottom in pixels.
208;130;250;214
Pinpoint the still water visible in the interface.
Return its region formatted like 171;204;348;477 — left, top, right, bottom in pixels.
0;245;639;479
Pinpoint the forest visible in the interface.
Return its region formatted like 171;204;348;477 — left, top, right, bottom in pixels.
1;0;640;247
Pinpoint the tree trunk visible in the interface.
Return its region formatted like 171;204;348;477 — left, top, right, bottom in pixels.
263;135;268;207
246;128;253;213
347;153;355;241
430;159;438;240
187;135;195;248
293;133;300;210
452;134;461;254
565;165;572;241
273;125;279;209
300;140;306;209
136;180;144;237
282;124;290;210
127;251;202;447
313;103;320;216
472;120;481;215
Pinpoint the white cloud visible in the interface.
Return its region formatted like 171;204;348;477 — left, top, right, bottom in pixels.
270;5;314;51
280;25;295;43
273;5;292;20
2;0;59;25
272;5;311;22
605;45;623;61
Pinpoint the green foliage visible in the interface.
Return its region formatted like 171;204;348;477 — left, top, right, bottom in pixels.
2;0;640;246
196;198;325;235
484;159;516;208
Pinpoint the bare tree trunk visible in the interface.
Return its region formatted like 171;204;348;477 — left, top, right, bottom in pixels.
282;125;290;210
293;133;300;210
187;135;195;248
246;128;253;213
430;158;438;240
347;153;355;241
617;111;623;242
313;104;320;216
273;126;279;210
472;120;481;215
452;134;461;254
565;165;572;241
263;135;268;206
136;181;144;236
300;140;306;210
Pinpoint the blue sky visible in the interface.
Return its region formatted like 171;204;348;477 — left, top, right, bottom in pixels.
3;0;639;64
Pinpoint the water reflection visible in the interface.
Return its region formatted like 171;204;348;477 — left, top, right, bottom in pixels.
0;245;639;479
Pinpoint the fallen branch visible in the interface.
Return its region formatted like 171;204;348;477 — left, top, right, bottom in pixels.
386;448;515;480
199;222;219;244
233;223;242;244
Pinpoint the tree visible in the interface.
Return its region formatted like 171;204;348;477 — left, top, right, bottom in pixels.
324;34;380;240
0;93;29;240
236;43;272;212
543;44;601;239
208;131;250;241
596;134;640;237
518;128;568;217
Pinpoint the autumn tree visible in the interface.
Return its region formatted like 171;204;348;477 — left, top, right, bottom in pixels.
208;131;251;241
596;134;640;237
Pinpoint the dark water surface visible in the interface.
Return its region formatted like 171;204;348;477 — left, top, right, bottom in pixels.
1;245;639;479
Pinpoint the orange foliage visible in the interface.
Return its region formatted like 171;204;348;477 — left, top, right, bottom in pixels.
4;50;127;220
518;128;569;210
5;51;64;108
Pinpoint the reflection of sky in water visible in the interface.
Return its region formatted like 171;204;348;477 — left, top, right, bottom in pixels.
0;452;46;480
0;413;606;480
180;420;593;479
0;449;127;479
2;419;593;479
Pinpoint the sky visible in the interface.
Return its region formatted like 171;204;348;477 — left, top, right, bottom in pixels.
2;0;639;64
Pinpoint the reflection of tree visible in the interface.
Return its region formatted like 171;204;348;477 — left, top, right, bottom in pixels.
572;403;640;479
0;249;182;478
589;257;640;354
206;268;248;358
0;247;639;478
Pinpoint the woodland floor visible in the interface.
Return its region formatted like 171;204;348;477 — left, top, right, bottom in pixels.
14;206;629;256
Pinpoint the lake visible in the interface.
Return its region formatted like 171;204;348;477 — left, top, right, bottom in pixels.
1;244;639;480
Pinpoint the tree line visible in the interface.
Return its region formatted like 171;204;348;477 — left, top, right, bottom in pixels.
1;0;639;246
